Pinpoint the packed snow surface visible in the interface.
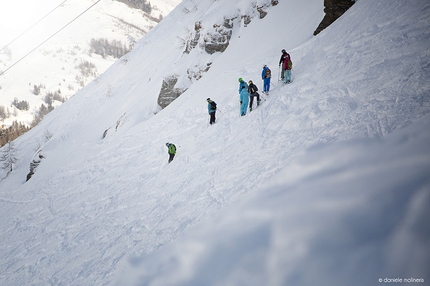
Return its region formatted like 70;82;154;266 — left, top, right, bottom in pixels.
1;0;429;285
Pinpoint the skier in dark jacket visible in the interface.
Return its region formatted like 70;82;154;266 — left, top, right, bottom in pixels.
207;98;217;124
166;142;176;163
248;80;260;112
279;49;291;82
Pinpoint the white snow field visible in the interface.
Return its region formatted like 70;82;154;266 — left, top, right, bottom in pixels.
0;0;180;127
1;0;429;285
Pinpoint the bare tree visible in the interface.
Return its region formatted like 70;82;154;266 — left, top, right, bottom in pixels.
1;141;17;173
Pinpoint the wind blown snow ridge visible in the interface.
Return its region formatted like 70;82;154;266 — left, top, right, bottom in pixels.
1;0;429;285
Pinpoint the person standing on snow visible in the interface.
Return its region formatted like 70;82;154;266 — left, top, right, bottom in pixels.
261;65;271;94
207;98;217;125
279;49;292;83
165;142;176;163
238;78;250;116
248;80;260;112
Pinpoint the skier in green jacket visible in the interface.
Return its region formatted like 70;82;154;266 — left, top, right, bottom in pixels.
166;142;176;163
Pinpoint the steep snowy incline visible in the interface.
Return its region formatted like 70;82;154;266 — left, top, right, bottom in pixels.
0;1;326;284
1;0;430;285
115;114;430;286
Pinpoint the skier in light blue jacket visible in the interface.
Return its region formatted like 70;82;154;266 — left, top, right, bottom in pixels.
238;78;250;116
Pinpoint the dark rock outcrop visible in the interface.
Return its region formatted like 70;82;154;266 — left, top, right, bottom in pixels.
26;153;44;181
157;76;187;109
204;28;233;55
184;22;202;54
313;0;355;36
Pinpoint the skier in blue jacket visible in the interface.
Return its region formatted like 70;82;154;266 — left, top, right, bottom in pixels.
261;65;271;94
238;78;250;116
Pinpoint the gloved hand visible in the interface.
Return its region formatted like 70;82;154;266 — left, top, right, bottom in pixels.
240;101;242;104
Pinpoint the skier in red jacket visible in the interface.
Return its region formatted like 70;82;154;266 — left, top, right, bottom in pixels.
279;49;292;84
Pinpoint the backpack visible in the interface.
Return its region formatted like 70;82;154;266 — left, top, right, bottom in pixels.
168;144;176;154
265;68;271;78
210;101;217;110
287;59;293;69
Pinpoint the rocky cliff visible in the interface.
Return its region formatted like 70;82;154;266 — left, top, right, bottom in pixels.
314;0;355;36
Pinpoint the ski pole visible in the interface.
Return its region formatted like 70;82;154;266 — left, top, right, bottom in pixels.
278;65;281;81
270;80;277;88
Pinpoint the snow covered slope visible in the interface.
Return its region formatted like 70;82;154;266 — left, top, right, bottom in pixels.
1;0;429;285
116;113;430;286
0;0;180;127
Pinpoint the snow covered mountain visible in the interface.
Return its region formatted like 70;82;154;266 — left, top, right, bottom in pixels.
1;0;429;285
0;0;180;129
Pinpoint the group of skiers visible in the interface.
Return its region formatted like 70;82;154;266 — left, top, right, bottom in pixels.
238;49;292;116
166;49;292;163
206;49;293;119
237;49;293;116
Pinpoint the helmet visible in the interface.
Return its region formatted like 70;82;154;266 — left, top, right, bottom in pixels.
166;143;169;147
282;49;286;53
238;77;243;82
249;80;253;84
263;65;267;68
206;98;210;101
